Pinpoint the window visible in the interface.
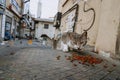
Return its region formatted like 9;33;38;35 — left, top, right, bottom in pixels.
44;24;49;29
5;22;11;30
5;16;12;31
11;0;20;13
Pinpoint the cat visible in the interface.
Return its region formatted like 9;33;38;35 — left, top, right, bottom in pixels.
60;31;87;52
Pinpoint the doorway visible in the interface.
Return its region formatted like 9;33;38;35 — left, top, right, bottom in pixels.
4;16;12;40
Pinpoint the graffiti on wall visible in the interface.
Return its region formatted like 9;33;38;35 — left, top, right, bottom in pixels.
64;9;76;32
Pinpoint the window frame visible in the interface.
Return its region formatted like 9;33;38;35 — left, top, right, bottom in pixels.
11;0;21;13
44;24;49;29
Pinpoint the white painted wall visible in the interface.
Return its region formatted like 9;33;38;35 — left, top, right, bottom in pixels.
35;22;55;39
1;14;5;38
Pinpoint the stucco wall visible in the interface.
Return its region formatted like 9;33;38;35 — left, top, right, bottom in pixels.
75;0;101;46
95;0;120;55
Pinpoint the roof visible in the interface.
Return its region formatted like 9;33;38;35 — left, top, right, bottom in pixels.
34;18;54;23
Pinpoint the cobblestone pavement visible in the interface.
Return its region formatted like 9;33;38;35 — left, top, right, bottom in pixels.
0;40;120;80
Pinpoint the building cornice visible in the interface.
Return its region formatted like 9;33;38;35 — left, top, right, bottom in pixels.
35;18;54;23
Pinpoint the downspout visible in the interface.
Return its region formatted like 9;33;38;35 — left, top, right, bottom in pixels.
73;4;79;32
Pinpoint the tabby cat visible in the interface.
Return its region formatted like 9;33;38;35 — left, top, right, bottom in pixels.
60;31;87;52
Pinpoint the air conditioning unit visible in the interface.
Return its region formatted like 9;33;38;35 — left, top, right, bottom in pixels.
53;12;62;28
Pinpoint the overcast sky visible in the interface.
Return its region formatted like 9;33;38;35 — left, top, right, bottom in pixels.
30;0;59;18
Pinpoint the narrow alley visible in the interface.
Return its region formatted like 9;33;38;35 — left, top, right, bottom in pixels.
0;40;120;80
1;0;120;80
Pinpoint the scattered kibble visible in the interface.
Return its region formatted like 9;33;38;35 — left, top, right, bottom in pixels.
73;64;77;67
57;52;103;66
112;64;116;67
10;52;15;55
70;53;102;65
66;56;72;60
103;65;108;68
56;55;61;60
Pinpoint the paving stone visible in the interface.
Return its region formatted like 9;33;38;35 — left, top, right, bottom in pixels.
71;72;86;80
0;40;120;80
0;70;3;74
102;70;120;80
88;70;109;80
63;76;77;80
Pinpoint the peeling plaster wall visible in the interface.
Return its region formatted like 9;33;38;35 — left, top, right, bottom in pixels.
60;9;76;33
58;0;101;46
75;0;101;46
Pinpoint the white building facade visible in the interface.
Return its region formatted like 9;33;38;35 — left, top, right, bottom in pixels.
23;0;30;14
35;18;55;39
35;18;55;47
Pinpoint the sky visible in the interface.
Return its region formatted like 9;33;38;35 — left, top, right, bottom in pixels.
30;0;59;18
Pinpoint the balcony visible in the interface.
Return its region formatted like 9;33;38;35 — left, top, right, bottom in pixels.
0;0;6;9
11;0;21;14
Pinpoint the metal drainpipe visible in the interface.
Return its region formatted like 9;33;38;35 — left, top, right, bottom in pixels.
73;4;79;32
